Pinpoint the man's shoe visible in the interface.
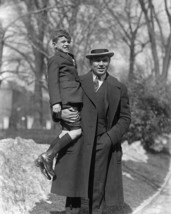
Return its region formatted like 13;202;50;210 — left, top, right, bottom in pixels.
66;207;80;214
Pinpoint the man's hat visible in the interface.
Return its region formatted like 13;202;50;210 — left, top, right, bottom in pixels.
86;48;114;59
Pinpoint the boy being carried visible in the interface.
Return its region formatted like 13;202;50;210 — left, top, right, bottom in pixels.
35;29;82;179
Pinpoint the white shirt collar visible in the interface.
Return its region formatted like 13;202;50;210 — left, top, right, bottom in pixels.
92;73;106;82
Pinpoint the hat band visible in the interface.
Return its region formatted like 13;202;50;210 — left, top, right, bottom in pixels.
91;49;109;54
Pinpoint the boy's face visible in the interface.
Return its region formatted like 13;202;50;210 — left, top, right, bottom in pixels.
53;36;71;53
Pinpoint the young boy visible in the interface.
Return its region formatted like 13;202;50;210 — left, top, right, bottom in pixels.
35;29;82;179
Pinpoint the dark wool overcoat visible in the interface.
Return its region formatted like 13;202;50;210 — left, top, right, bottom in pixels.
51;71;131;206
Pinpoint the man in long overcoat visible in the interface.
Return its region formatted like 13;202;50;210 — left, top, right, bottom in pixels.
51;48;131;214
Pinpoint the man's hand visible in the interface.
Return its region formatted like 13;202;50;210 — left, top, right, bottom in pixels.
52;103;61;113
61;107;80;122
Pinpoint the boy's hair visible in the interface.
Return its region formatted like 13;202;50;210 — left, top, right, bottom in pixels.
51;29;71;43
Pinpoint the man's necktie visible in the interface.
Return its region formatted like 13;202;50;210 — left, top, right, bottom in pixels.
72;58;76;67
94;76;99;92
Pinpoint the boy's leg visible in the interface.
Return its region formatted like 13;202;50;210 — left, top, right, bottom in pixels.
40;128;81;177
35;131;67;178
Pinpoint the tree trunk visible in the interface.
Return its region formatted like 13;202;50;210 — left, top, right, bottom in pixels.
25;0;48;128
139;0;160;77
161;34;171;83
128;37;136;81
32;51;44;128
0;22;4;83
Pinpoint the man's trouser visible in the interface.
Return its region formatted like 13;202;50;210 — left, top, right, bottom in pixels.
66;134;111;214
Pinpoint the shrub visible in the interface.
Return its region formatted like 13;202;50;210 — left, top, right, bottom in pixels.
126;79;171;151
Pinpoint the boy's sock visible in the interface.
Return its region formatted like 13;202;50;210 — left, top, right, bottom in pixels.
47;133;72;156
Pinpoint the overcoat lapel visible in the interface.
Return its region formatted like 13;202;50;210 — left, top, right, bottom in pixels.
106;74;121;128
104;81;109;118
80;72;96;107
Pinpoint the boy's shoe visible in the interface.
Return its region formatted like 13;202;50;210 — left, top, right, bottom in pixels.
40;133;72;177
35;156;52;180
40;152;56;177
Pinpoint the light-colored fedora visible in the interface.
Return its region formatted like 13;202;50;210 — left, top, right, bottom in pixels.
86;48;114;59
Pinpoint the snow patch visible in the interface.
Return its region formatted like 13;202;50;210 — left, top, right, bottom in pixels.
122;141;148;163
0;137;51;214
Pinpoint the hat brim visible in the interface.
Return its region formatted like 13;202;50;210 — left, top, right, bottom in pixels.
86;52;114;59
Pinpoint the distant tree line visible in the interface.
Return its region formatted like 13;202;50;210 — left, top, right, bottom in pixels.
0;0;171;149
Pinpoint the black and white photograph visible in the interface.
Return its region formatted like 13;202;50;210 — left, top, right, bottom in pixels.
0;0;171;214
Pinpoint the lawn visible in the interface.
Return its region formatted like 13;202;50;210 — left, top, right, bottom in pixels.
0;129;170;214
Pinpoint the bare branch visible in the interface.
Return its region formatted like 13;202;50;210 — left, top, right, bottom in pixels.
5;43;35;73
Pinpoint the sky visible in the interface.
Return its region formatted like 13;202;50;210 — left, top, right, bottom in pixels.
0;2;17;28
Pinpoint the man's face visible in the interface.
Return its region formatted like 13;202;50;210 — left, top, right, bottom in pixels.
90;56;110;77
53;36;71;53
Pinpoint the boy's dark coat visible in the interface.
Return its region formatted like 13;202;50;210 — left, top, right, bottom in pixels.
51;72;131;206
48;51;82;106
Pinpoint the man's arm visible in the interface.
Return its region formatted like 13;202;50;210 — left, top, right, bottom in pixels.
106;84;131;146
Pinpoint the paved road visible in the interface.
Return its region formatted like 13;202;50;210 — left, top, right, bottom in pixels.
135;172;171;214
133;139;171;214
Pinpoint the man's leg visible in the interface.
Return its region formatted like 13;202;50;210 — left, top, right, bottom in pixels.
65;197;81;214
89;136;111;214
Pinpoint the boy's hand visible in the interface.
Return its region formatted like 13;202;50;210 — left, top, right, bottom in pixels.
52;103;61;113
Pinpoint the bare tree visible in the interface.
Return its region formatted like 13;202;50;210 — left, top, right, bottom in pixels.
15;0;49;128
161;0;171;82
104;0;147;81
0;21;4;85
139;0;171;84
1;0;101;128
47;0;106;74
139;0;160;77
